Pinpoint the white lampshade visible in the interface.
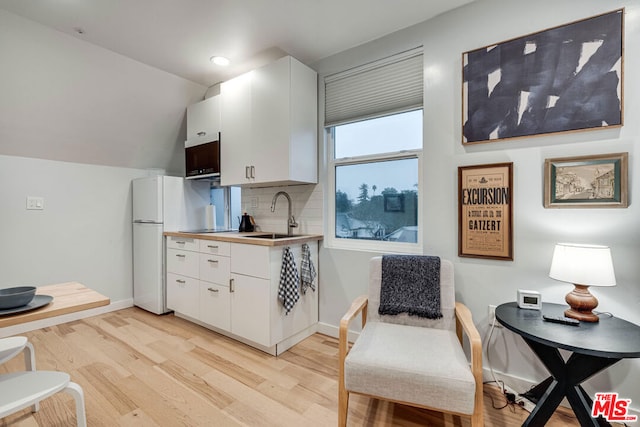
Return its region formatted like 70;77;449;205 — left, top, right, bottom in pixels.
549;243;616;287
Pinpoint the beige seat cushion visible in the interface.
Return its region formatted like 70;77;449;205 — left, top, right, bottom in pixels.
344;321;476;415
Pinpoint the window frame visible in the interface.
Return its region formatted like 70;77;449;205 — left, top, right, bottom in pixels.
326;115;423;254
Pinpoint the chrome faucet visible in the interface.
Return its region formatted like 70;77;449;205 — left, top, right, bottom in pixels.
271;191;298;236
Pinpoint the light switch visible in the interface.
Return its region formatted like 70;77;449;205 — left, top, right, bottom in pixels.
250;196;258;209
26;196;44;210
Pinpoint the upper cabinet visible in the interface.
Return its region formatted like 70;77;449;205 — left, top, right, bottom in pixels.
186;95;221;148
220;56;318;187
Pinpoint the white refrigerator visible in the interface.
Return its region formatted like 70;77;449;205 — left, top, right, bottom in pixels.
132;175;210;314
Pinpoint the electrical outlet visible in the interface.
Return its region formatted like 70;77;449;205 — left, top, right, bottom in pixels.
250;196;258;209
488;305;501;327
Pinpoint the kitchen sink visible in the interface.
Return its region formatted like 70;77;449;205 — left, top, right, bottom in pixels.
244;233;293;239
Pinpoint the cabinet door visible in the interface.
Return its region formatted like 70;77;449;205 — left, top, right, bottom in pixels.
251;56;290;183
220;72;253;186
230;273;270;346
167;273;199;319
186;96;221;145
200;282;230;330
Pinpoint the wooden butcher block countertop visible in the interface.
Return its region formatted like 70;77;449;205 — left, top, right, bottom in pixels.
163;231;323;247
0;282;110;328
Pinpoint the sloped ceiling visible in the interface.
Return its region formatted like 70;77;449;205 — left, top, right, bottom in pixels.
0;0;474;87
0;1;474;172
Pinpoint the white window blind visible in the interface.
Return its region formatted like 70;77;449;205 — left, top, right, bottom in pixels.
324;47;424;127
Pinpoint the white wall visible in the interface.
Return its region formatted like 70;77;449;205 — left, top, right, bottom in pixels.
313;0;640;412
0;10;207;305
0;9;206;175
0;155;148;302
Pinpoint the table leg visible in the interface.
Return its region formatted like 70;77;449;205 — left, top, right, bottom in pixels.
564;353;619;427
523;378;566;427
521;338;620;427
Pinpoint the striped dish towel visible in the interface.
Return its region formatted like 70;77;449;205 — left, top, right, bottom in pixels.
278;247;300;315
300;243;316;294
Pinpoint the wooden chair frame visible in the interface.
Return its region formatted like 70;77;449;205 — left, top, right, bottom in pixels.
339;297;483;426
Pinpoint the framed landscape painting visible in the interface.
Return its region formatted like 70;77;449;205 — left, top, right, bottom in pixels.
462;9;623;144
544;153;628;208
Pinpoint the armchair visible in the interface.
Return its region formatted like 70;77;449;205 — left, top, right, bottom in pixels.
339;256;483;426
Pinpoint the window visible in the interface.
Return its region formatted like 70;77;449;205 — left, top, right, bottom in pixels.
325;48;423;252
209;186;242;230
329;111;422;249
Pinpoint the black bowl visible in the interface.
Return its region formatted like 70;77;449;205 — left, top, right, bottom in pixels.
0;286;37;309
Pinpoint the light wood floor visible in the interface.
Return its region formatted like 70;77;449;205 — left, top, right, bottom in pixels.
0;307;592;426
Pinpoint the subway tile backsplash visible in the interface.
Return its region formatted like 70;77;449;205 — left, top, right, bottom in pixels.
241;184;323;235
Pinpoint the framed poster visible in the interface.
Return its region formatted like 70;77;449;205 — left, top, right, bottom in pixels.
544;152;628;208
458;163;513;260
462;9;623;144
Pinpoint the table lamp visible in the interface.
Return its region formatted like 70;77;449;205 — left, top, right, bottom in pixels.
549;243;616;322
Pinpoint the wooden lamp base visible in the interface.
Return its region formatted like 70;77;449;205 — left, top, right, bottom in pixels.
564;284;599;322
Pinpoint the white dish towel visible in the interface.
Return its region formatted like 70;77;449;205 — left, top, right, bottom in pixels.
300;243;317;294
278;247;300;315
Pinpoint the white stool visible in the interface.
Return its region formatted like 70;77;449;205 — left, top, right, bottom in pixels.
0;336;35;368
0;336;38;411
0;371;87;427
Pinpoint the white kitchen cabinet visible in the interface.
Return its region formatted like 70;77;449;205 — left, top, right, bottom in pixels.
230;273;270;346
186;95;221;148
167;237;233;332
166;248;199;278
167;236;199;252
219;72;252;185
199;252;230;286
220;56;317;187
198;239;230;257
230;241;319;354
166;236;200;318
167;273;199;319
230;243;270;279
199;282;230;331
198;241;231;330
165;235;319;355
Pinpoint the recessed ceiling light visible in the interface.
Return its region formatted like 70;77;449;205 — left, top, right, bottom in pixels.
210;56;230;66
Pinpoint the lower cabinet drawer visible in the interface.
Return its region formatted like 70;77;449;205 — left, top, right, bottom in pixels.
166;236;198;251
230;243;270;279
167;248;199;278
199;240;231;257
199;282;231;330
166;273;199;319
199;254;230;284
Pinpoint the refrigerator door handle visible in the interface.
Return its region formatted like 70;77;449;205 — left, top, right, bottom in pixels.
134;220;162;224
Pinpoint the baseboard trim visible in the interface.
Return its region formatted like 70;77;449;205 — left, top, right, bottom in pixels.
0;298;133;338
317;321;361;342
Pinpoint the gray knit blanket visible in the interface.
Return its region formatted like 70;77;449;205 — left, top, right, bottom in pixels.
379;255;442;319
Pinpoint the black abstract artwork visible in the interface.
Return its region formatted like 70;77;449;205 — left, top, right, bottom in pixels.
463;9;623;144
